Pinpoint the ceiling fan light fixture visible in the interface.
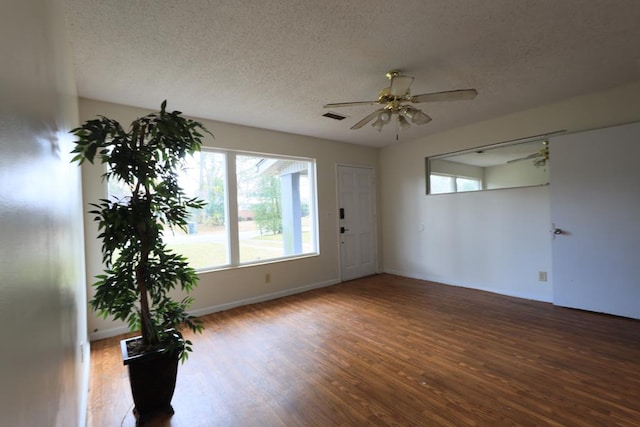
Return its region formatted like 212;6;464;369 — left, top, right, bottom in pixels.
371;118;384;131
379;110;392;124
412;110;432;125
400;106;431;125
323;69;477;134
400;106;416;120
397;115;410;130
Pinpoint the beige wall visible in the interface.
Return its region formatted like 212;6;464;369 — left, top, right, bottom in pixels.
380;81;640;301
78;98;380;339
0;0;87;425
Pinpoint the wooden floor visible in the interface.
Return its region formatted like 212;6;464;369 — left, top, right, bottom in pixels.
88;274;640;426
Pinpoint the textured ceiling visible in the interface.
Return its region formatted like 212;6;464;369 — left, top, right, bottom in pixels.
64;0;640;148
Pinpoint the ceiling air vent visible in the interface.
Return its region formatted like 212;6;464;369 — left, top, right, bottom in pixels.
322;111;348;121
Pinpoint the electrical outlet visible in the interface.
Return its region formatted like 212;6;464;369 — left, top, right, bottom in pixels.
265;273;271;283
538;271;548;282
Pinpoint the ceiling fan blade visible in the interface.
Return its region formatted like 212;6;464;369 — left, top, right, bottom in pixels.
411;89;478;103
507;153;539;164
389;75;414;97
350;109;384;130
323;100;379;108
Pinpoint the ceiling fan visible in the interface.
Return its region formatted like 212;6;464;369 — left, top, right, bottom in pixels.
323;70;478;132
507;141;550;167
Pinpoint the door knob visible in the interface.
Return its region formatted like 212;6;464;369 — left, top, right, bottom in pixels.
340;227;349;234
553;228;564;235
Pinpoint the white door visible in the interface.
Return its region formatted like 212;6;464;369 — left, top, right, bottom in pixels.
550;121;640;319
338;166;377;281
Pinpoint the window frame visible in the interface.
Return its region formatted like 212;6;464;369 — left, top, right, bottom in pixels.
195;148;319;271
106;147;320;272
429;172;482;194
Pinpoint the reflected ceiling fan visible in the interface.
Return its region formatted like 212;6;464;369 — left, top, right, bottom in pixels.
507;141;549;167
323;70;477;133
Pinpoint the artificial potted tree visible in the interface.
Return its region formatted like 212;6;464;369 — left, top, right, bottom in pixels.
71;101;211;424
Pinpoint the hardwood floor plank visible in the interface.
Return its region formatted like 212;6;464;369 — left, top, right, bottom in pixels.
87;274;640;426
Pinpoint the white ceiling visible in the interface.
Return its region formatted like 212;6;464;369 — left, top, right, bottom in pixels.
64;0;640;148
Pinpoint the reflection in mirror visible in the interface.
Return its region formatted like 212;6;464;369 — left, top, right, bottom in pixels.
426;132;561;195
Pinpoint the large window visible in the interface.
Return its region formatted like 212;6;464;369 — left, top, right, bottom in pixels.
159;149;318;270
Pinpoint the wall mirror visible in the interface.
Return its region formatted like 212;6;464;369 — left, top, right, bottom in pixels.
426;132;561;195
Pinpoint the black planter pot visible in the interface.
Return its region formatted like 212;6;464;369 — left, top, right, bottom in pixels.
121;336;180;425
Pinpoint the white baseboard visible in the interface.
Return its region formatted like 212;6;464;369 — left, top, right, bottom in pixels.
89;325;130;341
89;278;341;341
189;278;340;318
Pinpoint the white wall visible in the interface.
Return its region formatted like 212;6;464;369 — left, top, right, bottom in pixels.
484;161;549;189
78;98;380;339
0;1;88;426
380;81;640;303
